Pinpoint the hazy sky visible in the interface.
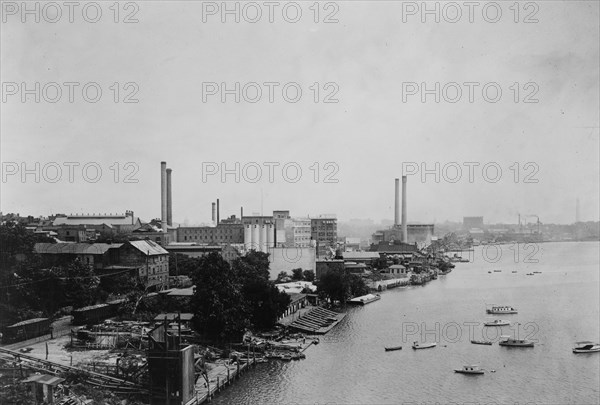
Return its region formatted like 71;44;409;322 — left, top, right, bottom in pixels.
1;1;599;225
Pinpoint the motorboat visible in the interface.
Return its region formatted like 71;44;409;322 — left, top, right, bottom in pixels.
486;306;518;314
384;346;403;351
484;320;510;327
471;340;493;345
573;341;600;353
493;270;502;272
412;342;436;349
454;365;485;375
280;354;292;361
526;273;534;276
533;271;542;274
511;271;517;273
347;293;381;305
499;336;534;347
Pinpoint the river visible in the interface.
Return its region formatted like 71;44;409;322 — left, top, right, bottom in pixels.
212;241;600;405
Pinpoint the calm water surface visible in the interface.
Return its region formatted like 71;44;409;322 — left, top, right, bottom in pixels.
213;242;600;405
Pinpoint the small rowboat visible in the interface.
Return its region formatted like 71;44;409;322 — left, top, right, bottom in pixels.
384;346;402;351
454;365;485;375
412;342;436;350
471;340;493;345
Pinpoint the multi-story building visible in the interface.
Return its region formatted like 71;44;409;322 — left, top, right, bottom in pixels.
463;216;484;231
176;222;244;244
311;215;337;257
34;240;170;290
290;218;312;247
51;211;142;235
371;224;434;245
119;240;170;290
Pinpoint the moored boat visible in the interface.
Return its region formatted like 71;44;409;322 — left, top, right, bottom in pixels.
454;365;485;375
484;319;510;327
384;346;402;351
499;336;534;347
486;305;518;314
471;340;493;345
347;293;381;305
573;341;600;353
412;342;436;349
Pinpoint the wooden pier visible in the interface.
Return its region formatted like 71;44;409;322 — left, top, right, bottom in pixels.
287;307;346;335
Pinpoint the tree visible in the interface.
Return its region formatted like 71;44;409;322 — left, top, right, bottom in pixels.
317;268;368;306
190;253;248;342
276;271;290;283
168;253;201;277
302;270;315;282
62;259;100;309
291;268;304;281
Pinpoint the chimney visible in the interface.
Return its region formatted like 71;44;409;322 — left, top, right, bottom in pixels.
402;175;408;243
212;202;216;224
160;162;167;229
240;206;243;219
216;198;220;225
166;168;173;226
394;178;400;227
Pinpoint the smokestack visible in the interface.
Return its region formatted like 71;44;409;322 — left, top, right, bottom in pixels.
394;178;400;226
216;198;220;224
212;202;216;224
401;175;407;242
160;162;167;228
166;168;173;226
241;206;243;219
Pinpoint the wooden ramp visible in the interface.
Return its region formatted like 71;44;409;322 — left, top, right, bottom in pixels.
288;307;346;334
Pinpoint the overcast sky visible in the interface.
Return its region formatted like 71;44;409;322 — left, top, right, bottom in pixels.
1;1;598;225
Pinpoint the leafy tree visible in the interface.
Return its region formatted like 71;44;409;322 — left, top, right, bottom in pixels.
168;253;202;277
190;252;248;342
276;271;290;283
291;268;304;280
302;270;315;282
0;382;35;404
317;268;368;305
62;259;100;309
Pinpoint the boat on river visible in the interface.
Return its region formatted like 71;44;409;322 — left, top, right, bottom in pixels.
499;336;534;347
573;341;600;353
347;294;381;305
384;346;403;351
454;365;485;375
412;342;436;349
471;340;493;345
486;305;518;314
484;319;510;327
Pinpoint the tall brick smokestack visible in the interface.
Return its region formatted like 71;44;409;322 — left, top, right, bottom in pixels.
166;168;172;226
394;178;400;227
216;198;220;225
160;162;167;229
402;175;408;242
212;202;216;224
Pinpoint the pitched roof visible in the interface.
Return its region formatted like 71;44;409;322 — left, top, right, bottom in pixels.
127;240;168;256
34;243;121;255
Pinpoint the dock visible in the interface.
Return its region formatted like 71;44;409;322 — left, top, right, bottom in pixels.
187;357;257;404
287;307;346;334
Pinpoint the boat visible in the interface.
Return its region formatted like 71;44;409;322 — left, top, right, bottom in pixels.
573;341;600;353
412;342;437;349
512;271;517;273
384;346;403;351
533;271;542;274
484;319;510;327
486;306;518;314
488;271;492;274
280;354;292;361
471;340;493;345
347;293;381;305
526;273;534;276
499;336;534;347
454;365;485;375
493;270;502;272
